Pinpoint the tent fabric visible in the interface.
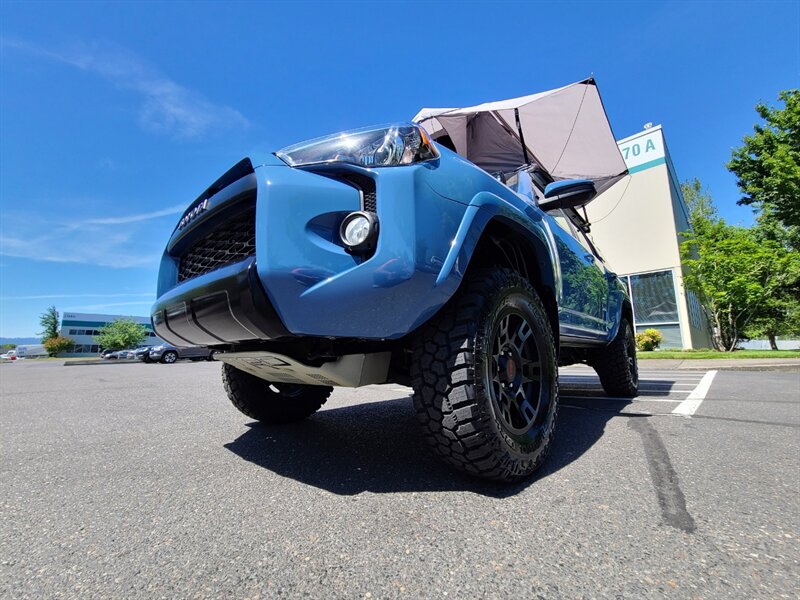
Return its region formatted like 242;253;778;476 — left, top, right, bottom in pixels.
413;78;627;195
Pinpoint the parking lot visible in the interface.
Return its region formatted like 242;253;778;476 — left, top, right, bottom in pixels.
1;360;798;598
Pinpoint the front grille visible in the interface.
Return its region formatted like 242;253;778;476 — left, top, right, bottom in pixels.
178;208;255;282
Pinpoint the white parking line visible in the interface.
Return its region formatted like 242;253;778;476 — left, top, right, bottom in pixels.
561;381;697;388
560;396;681;403
672;370;718;417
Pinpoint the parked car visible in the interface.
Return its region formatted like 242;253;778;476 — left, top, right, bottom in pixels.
133;346;154;362
99;348;116;359
147;344;214;364
151;80;638;482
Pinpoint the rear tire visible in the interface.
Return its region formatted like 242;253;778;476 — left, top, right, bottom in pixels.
591;318;639;397
410;268;558;483
221;364;332;424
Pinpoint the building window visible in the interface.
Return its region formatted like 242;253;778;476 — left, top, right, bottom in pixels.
629;270;679;323
623;269;682;349
641;323;683;348
687;290;702;329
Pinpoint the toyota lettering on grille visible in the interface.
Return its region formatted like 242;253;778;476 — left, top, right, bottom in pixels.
178;199;209;230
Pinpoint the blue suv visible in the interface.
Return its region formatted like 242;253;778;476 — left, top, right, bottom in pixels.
152;87;638;482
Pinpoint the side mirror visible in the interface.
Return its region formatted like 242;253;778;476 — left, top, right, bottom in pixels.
539;179;597;212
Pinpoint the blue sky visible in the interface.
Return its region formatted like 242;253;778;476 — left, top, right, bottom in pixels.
1;0;798;337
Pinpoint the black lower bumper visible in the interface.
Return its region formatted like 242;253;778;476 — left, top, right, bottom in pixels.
152;257;291;347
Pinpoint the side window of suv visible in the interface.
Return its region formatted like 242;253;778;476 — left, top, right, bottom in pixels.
552;211;605;263
549;209;577;238
574;227;606;264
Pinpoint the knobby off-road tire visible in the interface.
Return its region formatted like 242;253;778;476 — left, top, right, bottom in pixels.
410;269;559;483
221;364;332;424
591;318;639;397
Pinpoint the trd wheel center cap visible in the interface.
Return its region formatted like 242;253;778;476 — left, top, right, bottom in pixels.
506;359;517;380
498;347;522;389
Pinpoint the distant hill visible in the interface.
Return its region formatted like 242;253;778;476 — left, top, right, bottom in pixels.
0;337;40;346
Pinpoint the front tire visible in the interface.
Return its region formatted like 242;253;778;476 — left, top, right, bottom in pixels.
591;318;639;397
222;364;332;424
161;350;178;364
411;269;559;483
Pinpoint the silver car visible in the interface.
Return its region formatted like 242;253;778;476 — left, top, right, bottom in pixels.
147;344;214;364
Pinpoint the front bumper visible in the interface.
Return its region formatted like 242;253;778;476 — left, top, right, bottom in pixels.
152;257;290;346
151;154;473;346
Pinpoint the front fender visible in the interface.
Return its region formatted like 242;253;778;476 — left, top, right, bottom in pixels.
434;191;559;293
605;282;631;343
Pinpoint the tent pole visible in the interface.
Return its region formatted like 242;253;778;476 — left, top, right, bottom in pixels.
514;108;530;166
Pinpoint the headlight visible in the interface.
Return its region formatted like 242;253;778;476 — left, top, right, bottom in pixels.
276;123;439;168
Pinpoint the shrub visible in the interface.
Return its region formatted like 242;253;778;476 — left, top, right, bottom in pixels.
43;335;73;357
635;328;663;352
94;319;147;351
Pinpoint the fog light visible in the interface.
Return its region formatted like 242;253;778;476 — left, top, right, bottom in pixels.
339;211;378;253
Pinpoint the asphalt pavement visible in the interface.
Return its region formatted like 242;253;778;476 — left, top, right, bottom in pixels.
1;360;798;598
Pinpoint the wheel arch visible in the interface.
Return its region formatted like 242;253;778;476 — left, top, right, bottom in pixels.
606;296;634;344
462;215;560;349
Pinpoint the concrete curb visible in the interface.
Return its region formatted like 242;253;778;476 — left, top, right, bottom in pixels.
64;359;143;366
638;358;800;371
673;363;800;372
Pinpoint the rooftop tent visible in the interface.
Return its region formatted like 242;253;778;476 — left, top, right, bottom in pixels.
413;78;627;194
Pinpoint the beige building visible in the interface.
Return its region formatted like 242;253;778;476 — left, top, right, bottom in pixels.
585;125;713;349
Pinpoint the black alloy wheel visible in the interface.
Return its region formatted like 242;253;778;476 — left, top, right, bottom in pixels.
489;310;543;436
411;268;559;482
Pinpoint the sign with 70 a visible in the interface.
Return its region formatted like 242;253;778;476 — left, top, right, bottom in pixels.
618;128;665;170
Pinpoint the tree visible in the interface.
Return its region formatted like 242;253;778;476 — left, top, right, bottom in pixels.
743;207;800;348
682;177;718;230
679;180;800;351
728;89;800;228
744;298;800;350
681;221;793;351
38;305;60;342
94;319;147;351
43;335;73;357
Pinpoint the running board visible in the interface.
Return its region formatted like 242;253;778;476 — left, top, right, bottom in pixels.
216;351;391;387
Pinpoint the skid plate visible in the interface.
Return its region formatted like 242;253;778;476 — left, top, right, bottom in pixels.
216;351;391;387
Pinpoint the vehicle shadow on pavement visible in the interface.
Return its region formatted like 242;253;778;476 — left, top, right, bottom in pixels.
224;395;634;497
